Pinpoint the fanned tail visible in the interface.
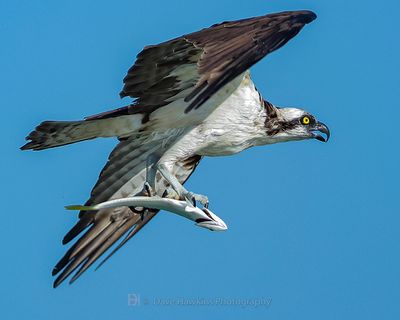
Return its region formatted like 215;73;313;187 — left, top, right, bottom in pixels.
21;113;143;151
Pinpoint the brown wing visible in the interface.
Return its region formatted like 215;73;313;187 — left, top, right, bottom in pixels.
52;131;201;287
51;10;317;287
113;10;316;120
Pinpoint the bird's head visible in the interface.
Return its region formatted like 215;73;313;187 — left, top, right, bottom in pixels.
264;102;330;144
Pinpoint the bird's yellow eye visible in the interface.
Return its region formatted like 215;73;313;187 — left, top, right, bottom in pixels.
302;116;310;125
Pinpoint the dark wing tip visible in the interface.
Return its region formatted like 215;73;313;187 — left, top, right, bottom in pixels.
294;10;317;24
119;90;126;99
62;214;93;245
20;143;31;151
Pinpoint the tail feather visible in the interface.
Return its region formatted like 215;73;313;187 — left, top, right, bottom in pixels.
21;115;142;151
21;120;102;150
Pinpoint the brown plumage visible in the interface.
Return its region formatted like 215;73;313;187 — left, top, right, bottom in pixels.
103;10;316;120
21;10;317;287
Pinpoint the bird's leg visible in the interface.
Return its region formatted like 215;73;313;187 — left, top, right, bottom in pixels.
157;163;209;207
136;155;158;197
133;156;158;220
138;181;152;221
144;156;158;197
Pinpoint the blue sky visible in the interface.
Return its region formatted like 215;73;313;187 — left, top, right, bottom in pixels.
1;0;399;319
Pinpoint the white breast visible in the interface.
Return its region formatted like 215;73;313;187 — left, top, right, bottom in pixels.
160;73;268;163
195;73;267;156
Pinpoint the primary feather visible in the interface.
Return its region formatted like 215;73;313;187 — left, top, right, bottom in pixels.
21;10;318;287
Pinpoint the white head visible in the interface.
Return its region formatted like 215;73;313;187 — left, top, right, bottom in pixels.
263;103;330;144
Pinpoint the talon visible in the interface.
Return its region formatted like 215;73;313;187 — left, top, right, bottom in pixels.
144;182;154;197
184;192;196;207
183;191;209;208
196;194;209;208
140;209;149;221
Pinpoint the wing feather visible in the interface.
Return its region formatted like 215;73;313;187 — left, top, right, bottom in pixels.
114;10;316;120
51;10;316;287
53;133;201;287
69;212;157;284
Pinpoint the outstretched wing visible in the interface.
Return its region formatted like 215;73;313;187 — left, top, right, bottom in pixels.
90;10;316;128
51;10;317;287
52;131;202;287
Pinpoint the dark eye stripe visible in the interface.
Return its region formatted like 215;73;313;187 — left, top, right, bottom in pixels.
266;114;316;135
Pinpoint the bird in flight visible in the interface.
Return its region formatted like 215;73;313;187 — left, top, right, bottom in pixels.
21;10;329;287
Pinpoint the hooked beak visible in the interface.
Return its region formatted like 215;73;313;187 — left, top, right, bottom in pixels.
311;122;330;142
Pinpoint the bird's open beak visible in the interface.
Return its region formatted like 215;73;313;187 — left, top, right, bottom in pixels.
311;122;330;142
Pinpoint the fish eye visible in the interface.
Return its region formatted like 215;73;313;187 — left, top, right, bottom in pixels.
302;116;310;125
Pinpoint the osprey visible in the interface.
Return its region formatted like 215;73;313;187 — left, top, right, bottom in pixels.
21;10;330;287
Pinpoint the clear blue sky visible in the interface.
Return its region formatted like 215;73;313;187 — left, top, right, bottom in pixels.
1;0;399;319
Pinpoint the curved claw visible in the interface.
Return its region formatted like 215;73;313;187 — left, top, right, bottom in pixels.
143;182;154;197
185;192;197;207
184;191;209;208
